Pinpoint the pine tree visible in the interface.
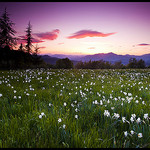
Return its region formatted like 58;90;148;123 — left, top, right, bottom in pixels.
34;44;40;55
0;7;17;49
25;21;33;54
18;43;24;52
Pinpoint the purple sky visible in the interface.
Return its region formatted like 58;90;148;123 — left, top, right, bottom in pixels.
0;2;150;55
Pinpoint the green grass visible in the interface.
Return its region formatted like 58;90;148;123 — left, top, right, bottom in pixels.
0;69;150;148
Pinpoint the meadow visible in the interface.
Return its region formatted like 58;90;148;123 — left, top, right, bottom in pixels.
0;68;150;148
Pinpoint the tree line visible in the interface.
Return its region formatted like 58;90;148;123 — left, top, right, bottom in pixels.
74;58;147;69
0;8;149;70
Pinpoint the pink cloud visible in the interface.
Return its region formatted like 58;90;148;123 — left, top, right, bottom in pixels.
58;42;64;45
17;36;44;45
39;46;46;49
34;29;60;40
88;47;95;49
67;30;117;39
137;43;150;46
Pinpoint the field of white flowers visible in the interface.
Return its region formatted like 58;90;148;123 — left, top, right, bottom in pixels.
0;69;150;148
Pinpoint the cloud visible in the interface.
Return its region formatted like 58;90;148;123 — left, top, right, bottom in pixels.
58;42;64;45
137;43;150;46
67;30;117;39
39;46;46;49
88;47;95;49
34;29;60;40
17;36;44;45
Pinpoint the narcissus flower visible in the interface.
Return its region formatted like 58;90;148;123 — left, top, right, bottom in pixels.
138;133;143;138
58;118;62;123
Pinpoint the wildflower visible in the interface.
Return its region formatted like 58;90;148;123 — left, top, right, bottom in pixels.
128;93;132;96
136;117;141;124
94;100;98;104
124;131;128;137
49;103;53;107
71;103;74;107
130;116;134;123
113;113;120;119
39;115;42;119
130;130;134;135
75;115;78;119
63;102;67;106
0;93;2;97
18;96;21;99
41;112;45;116
135;100;139;103
75;108;78;112
144;113;148;119
122;117;126;123
58;118;62;123
131;114;136;119
111;107;114;110
138;133;143;138
100;100;103;105
104;110;110;117
63;124;66;129
74;100;77;103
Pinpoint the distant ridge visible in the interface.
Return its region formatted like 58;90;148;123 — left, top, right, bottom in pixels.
40;52;150;66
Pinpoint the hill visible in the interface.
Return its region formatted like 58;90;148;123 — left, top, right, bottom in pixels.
45;52;150;66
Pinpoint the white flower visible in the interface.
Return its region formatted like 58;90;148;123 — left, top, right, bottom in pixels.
128;93;132;96
63;102;67;106
75;115;78;119
138;133;143;138
100;100;103;105
39;115;42;119
113;113;120;119
144;113;148;119
122;117;126;123
111;107;114;110
71;103;74;107
124;131;128;137
18;96;21;99
130;117;134;123
131;114;136;119
49;103;53;107
75;108;78;112
135;100;139;103
104;110;110;117
63;124;66;129
94;100;98;104
130;130;134;135
136;117;141;124
58;118;62;123
0;93;2;97
41;112;45;116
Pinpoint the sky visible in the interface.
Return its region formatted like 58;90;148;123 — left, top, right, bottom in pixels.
0;2;150;56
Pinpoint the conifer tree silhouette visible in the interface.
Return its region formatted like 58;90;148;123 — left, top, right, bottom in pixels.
0;7;17;49
25;21;33;54
18;43;24;52
34;44;40;55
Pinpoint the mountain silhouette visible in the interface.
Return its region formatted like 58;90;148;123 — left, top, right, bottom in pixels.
41;52;150;66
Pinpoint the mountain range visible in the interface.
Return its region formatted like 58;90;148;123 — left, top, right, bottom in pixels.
40;52;150;66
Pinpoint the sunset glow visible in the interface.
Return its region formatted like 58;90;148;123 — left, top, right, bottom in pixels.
0;2;150;55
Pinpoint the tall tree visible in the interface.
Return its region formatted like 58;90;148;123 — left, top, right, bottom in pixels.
34;44;40;55
0;7;17;49
25;21;33;54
